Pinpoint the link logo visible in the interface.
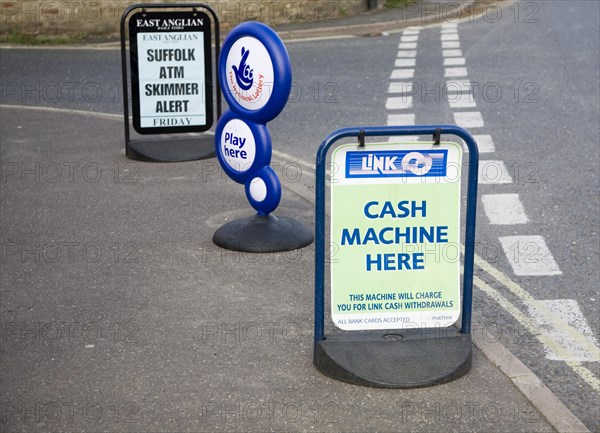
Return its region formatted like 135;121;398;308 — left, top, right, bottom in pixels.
345;149;448;178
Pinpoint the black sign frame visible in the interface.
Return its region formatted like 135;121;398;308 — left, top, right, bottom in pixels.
129;10;213;135
120;4;221;162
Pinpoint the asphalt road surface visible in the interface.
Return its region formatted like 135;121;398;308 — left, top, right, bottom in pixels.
1;0;598;430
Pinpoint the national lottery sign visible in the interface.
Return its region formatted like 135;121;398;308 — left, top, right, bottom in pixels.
215;22;292;215
330;142;463;330
129;11;213;134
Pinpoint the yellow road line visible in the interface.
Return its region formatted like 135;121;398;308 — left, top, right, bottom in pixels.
475;253;600;359
473;271;599;392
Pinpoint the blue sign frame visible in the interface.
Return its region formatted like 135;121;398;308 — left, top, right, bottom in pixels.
314;125;480;346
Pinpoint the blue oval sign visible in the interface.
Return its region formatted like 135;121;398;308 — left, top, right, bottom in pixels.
245;166;282;215
219;21;292;124
214;110;271;184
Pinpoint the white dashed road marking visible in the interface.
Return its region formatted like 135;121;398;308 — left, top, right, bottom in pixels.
441;33;459;41
498;235;562;276
448;93;477;108
453;111;484;128
383;21;599;400
479;160;513;184
397;50;417;57
442;41;461;49
388;82;415;94
395;58;416;67
443;49;463;57
386;96;413;110
446;80;472;93
388;28;418;112
390;68;415;79
472;134;495;152
398;42;418;49
444;57;466;66
400;35;419;42
438;26;591;391
445;67;469;77
386;28;421;139
387;113;415;125
482;193;529;224
528;299;599;362
472;258;599;391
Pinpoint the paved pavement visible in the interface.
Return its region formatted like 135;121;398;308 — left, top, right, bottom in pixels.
0;105;567;433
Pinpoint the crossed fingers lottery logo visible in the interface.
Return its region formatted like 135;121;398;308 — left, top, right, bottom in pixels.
216;22;292;216
232;47;254;91
225;35;275;113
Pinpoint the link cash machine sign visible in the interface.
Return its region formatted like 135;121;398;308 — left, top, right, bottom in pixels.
129;11;213;134
330;142;463;330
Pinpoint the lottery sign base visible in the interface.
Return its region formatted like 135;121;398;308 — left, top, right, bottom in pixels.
314;125;480;389
126;136;215;162
213;214;313;253
315;328;471;388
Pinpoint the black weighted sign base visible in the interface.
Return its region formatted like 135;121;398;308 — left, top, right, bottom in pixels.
126;136;215;162
213;214;314;253
314;327;471;388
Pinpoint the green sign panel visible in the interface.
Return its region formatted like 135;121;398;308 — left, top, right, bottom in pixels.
330;142;463;330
